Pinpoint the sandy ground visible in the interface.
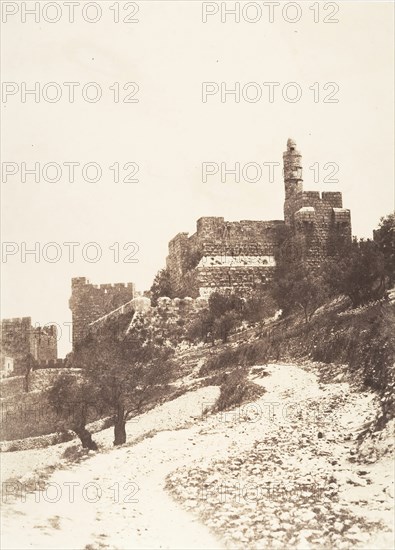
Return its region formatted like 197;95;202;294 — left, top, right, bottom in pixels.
1;365;393;550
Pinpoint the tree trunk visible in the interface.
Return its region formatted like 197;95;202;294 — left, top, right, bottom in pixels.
24;364;32;393
113;419;126;446
74;426;98;450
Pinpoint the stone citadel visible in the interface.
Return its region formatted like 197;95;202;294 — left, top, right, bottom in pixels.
1;139;352;362
166;139;352;297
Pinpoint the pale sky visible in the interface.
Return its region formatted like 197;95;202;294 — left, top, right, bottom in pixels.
1;1;394;356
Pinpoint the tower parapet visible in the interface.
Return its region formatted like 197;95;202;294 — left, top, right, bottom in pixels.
165;138;352;294
0;317;57;373
282;139;351;263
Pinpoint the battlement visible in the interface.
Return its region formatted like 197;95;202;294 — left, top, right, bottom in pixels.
71;277;134;291
300;191;321;201
281;139;352;262
167;139;352;293
72;277;88;287
291;191;343;208
0;317;58;372
322;192;343;208
34;358;67;370
0;316;32;326
196;217;225;237
291;192;349;222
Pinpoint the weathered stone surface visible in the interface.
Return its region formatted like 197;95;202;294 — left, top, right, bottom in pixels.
0;317;58;373
69;277;135;347
166;139;352;297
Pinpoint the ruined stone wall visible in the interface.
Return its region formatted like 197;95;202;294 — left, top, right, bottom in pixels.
69;277;135;348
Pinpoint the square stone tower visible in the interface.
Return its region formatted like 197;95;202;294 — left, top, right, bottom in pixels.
165;138;352;296
283;138;352;264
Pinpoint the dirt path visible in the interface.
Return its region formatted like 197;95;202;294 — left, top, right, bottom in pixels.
1;365;393;549
1;386;224;550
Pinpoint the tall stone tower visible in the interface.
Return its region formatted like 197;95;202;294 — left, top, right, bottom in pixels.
282;138;352;265
165;138;352;292
283;138;303;225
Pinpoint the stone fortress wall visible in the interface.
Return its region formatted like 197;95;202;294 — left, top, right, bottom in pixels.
69;277;135;347
2;139;352;360
166;139;352;296
0;317;58;374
